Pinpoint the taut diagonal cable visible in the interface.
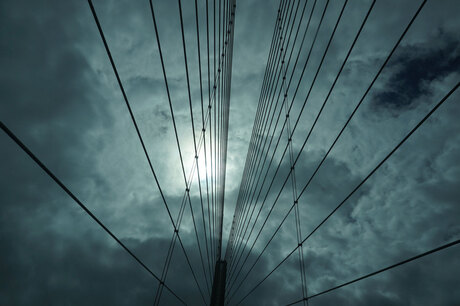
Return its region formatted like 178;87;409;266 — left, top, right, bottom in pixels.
0;121;186;305
88;1;204;304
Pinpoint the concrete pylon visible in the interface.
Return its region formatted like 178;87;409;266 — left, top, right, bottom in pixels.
210;260;227;306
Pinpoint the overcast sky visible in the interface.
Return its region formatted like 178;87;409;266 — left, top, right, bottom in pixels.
1;0;459;305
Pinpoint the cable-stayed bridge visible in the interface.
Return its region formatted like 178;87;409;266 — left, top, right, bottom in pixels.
1;0;459;305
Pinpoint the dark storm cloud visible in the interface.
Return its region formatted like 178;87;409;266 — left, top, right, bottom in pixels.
372;33;460;110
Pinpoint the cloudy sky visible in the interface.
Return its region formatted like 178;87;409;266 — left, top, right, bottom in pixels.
1;0;459;305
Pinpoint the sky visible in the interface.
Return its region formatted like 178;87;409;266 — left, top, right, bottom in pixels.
0;0;459;305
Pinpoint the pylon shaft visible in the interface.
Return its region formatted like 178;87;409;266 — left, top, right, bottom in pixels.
210;260;227;305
